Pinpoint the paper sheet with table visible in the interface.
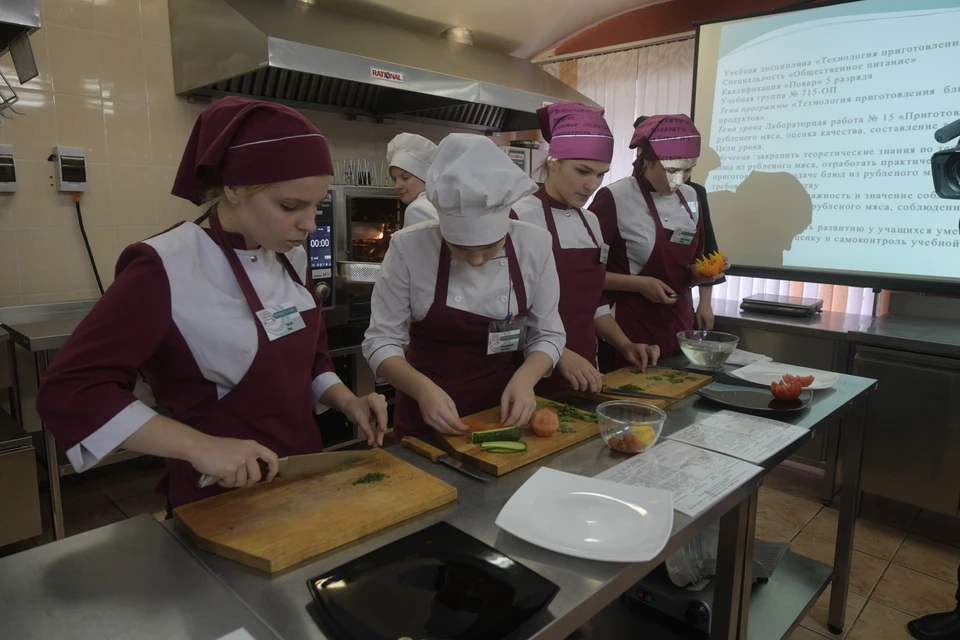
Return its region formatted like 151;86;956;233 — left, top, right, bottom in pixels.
666;410;809;464
595;440;762;517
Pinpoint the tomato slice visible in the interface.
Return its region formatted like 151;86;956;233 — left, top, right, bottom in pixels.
797;375;815;387
770;378;803;400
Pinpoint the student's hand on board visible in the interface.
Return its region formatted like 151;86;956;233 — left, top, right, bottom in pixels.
696;302;715;331
189;436;280;488
620;343;660;371
501;378;537;428
557;350;603;393
416;381;470;435
344;392;389;446
634;276;678;305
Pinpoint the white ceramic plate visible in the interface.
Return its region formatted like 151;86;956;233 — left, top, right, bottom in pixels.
729;361;840;390
495;467;674;563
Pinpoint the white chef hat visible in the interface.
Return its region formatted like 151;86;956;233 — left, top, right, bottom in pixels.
386;133;438;182
426;134;537;247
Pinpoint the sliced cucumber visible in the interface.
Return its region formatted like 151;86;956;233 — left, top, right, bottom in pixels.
471;426;523;444
480;441;528;453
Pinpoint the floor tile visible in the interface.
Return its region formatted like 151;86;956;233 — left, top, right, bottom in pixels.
872;564;957;618
95;466;165;502
115;492;167;519
800;585;867;638
789;532;888;597
910;510;960;549
757;486;823;543
58;479;113;515
63;503;128;538
791;627;830;640
0;537;37;558
763;463;827;503
846;601;916;640
827;493;922;532
803;508;907;561
893;535;960;585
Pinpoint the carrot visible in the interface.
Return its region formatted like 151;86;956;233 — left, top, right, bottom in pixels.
530;408;560;438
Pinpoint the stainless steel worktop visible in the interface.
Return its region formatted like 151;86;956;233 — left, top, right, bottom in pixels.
0;299;95;352
0;514;281;640
164;364;876;640
849;313;960;359
712;298;872;340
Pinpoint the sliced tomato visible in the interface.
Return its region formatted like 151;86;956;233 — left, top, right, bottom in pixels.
797;375;815;387
770;378;803;400
463;418;503;432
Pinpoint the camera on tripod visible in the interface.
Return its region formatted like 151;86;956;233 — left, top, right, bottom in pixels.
932;117;960;200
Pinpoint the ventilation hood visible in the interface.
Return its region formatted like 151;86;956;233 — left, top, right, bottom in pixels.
169;0;596;132
0;0;41;85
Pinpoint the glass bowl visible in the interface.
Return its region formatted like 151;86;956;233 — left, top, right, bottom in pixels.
596;401;667;455
676;330;740;370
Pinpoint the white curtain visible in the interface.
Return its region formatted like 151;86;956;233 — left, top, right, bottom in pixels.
546;41;875;316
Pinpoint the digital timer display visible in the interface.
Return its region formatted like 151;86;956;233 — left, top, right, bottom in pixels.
308;225;332;269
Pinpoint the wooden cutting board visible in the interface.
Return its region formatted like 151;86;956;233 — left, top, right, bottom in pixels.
436;398;599;477
575;366;713;408
173;449;456;573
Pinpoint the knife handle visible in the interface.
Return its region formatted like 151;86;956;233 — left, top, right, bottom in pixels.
401;437;444;462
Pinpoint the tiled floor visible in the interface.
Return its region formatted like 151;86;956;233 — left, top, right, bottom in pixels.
1;458;958;640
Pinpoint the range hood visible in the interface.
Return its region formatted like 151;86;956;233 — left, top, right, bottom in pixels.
169;0;595;132
0;0;40;86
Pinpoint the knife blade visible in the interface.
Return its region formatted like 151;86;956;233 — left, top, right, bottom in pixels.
601;386;680;402
197;449;377;488
401;437;491;484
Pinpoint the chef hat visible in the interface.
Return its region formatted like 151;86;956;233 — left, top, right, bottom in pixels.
536;101;614;163
386;133;438;182
172;96;333;205
629;114;701;162
426;134;537;247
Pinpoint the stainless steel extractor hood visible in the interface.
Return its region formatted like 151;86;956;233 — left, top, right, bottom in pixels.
0;0;41;88
169;0;596;132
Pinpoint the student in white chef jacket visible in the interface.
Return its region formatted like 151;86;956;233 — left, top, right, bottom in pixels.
364;134;566;444
386;133;440;227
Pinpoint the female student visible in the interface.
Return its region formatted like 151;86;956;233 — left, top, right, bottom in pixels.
511;102;659;394
387;133;439;227
363;134;566;442
592;114;726;363
36;97;388;508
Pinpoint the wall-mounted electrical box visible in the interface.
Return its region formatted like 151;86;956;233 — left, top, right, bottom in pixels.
0;145;16;192
52;146;87;192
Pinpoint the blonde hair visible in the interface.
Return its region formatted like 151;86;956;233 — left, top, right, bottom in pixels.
201;184;268;213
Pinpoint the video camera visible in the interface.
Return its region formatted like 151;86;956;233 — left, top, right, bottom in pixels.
932;117;960;200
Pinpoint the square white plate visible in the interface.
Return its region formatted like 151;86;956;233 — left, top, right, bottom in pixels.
729;361;839;390
495;467;674;563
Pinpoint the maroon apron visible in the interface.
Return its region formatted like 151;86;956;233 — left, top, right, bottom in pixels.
513;189;607;397
161;212;324;507
392;234;529;444
613;178;702;365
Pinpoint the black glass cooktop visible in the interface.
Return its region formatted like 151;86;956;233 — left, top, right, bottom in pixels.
307;522;559;640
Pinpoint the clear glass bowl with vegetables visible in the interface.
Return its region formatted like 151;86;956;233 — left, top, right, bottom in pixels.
596;401;666;455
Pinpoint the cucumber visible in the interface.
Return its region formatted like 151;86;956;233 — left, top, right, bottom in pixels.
471;426;523;444
480;441;527;453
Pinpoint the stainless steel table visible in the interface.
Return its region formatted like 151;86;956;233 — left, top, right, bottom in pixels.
0;514;281;640
164;363;876;640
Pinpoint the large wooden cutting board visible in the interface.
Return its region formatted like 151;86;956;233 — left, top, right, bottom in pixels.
575;366;713;408
437;398;599;476
173;449;456;573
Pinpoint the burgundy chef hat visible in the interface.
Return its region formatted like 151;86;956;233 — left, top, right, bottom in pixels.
628;113;701;161
537;101;614;163
172;96;334;205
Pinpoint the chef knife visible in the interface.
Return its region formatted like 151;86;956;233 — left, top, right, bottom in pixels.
401;437;491;484
197;449;377;488
601;386;680;402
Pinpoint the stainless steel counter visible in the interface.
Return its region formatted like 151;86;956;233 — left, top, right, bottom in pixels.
850;313;960;359
0;514;281;640
2;316;88;352
712;299;872;340
164;364;876;640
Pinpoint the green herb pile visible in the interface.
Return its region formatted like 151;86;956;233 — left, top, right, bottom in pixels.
353;472;387;485
630;369;700;384
536;400;597;433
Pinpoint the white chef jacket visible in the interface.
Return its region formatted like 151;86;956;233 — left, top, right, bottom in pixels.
511;193;612;320
363;220;566;377
402;192;439;228
593;179;700;274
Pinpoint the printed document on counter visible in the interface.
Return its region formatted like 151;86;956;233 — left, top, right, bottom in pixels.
665;410;808;465
595;440;762;517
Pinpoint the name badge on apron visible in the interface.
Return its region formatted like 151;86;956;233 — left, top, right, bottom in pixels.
599;243;610;265
256;301;306;341
487;314;526;355
670;228;696;246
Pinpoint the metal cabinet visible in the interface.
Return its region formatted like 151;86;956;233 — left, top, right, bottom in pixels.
0;409;41;547
852;345;960;516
